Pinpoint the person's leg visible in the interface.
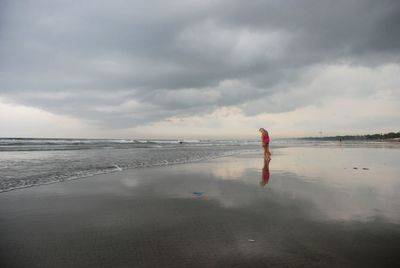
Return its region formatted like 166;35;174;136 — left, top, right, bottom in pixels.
263;146;269;160
266;145;271;159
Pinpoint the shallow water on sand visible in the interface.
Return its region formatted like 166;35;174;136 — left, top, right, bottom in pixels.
128;145;400;223
268;146;400;223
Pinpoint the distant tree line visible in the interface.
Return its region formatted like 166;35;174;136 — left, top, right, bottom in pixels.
302;131;400;141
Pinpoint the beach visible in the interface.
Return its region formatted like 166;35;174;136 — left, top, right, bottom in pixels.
1;144;400;267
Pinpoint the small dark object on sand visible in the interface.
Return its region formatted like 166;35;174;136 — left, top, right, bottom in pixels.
362;168;370;170
353;167;358;169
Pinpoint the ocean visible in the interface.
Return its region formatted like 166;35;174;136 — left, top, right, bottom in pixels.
0;138;263;192
1;137;398;193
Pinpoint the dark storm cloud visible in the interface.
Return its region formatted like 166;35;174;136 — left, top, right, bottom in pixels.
0;0;399;127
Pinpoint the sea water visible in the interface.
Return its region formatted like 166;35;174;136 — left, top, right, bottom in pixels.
0;138;263;192
1;138;398;193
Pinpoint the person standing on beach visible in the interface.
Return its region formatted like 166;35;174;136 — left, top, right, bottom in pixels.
259;128;271;160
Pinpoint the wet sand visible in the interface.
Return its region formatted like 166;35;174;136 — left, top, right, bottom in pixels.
1;146;400;267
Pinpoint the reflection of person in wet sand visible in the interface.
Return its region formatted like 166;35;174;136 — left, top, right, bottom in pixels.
259;128;271;160
260;159;270;187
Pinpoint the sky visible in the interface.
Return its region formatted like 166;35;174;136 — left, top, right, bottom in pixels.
0;0;399;139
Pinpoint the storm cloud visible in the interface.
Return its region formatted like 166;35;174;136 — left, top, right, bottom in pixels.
0;0;400;130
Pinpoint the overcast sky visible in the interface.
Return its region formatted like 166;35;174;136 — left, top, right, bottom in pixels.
1;0;399;139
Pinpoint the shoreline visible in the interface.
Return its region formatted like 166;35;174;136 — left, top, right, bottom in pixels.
0;149;261;194
3;140;399;195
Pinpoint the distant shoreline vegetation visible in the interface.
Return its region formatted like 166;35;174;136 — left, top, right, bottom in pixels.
301;131;400;141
